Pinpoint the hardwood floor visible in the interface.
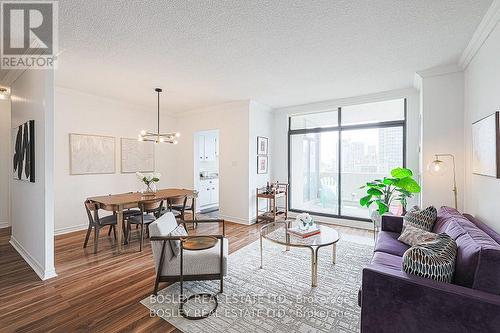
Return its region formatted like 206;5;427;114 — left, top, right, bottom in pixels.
0;219;372;333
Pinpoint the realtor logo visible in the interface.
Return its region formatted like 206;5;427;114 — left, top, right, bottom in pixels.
1;1;58;69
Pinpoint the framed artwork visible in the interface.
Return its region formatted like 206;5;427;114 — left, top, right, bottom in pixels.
257;155;268;174
12;120;35;182
472;111;500;178
69;134;116;175
121;138;155;173
257;136;268;155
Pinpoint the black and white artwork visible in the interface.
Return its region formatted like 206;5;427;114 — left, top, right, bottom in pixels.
12;120;35;182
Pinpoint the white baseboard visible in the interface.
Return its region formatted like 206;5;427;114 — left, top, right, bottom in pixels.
218;214;253;225
54;223;88;236
9;236;57;280
0;221;10;229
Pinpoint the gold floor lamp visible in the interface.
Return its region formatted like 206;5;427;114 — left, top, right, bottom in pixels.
428;154;458;209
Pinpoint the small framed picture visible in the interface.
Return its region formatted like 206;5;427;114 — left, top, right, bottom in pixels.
257;136;268;155
257;155;268;174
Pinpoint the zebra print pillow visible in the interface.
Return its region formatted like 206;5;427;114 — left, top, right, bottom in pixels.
402;233;457;283
403;206;437;231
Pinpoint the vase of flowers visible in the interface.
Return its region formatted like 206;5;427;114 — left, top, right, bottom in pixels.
296;213;315;231
136;172;161;195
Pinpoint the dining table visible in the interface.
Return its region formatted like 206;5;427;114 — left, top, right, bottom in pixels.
87;188;196;253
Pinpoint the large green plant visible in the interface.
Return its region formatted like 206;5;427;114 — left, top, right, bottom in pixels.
359;167;421;215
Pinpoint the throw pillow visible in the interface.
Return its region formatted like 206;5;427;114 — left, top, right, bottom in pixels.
403;206;437;231
398;224;439;246
169;224;188;257
402;233;457;283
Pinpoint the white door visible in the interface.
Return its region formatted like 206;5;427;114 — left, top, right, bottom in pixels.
205;134;217;161
210;182;219;204
198;135;206;161
198;184;210;207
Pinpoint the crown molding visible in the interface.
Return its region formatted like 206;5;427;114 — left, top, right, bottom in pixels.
415;64;463;79
459;0;500;69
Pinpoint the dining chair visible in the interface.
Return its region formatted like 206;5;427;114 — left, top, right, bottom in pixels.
167;195;188;220
126;199;164;251
83;200;118;254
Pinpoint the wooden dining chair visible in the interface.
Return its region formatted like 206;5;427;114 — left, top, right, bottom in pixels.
126;199;164;251
167;195;188;220
83;200;118;254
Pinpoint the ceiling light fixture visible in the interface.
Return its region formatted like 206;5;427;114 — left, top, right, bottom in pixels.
138;88;180;144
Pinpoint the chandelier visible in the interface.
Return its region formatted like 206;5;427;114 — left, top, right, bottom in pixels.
138;88;180;144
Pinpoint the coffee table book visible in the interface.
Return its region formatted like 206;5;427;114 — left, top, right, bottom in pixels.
287;226;321;238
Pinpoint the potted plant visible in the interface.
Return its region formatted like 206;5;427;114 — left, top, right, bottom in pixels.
136;172;161;195
359;167;421;224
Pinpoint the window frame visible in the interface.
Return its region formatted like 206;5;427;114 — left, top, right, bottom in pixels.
287;99;407;222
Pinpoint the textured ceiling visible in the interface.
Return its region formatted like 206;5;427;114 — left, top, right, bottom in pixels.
54;0;491;113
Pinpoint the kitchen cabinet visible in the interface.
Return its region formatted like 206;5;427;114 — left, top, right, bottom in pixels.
198;134;218;162
198;178;219;208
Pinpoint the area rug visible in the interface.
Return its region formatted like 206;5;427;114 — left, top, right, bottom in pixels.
141;234;373;333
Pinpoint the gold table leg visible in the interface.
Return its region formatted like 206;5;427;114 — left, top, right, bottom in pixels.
259;235;263;269
311;247;318;287
332;243;337;264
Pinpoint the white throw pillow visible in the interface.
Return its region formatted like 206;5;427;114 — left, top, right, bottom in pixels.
169;225;188;257
398;224;438;246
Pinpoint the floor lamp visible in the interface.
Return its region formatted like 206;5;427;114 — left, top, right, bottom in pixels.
428;154;458;209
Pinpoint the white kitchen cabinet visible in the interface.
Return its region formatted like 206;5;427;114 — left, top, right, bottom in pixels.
198;179;219;208
198;134;218;161
198;183;211;207
198;135;206;161
205;135;217;161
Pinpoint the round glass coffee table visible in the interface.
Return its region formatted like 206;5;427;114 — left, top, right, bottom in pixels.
260;220;340;287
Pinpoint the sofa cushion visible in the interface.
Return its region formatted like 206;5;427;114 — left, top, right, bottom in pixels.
402;233;457;283
441;212;500;294
370;251;403;271
433;206;463;234
464;213;500;246
374;231;410;257
398;224;439;246
403;206;437;231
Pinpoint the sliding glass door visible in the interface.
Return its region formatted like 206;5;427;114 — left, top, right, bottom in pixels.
288;99;405;221
290;131;339;215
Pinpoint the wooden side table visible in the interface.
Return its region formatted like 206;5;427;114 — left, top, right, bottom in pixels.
179;236;220;320
256;183;289;223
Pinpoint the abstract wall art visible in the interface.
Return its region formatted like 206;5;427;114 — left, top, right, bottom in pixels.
69;134;116;175
120;138;155;173
472;111;500;178
12;120;35;182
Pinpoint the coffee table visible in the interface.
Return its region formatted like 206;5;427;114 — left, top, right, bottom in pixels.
260;220;340;287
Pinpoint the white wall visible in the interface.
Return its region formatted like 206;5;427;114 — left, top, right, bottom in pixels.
419;71;465;210
464;18;500;232
0;99;11;229
174;101;251;224
249;101;273;219
54;87;177;234
10;69;56;280
272;88;420;229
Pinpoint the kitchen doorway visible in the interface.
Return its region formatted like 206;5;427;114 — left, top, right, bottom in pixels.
193;130;219;214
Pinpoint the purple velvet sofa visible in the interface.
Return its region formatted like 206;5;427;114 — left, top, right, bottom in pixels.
359;206;500;333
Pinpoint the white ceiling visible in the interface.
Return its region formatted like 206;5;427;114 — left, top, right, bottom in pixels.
54;0;491;113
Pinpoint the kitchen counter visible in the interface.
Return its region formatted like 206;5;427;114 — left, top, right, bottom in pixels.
200;176;219;180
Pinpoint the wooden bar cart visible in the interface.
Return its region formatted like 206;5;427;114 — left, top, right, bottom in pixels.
255;182;289;223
